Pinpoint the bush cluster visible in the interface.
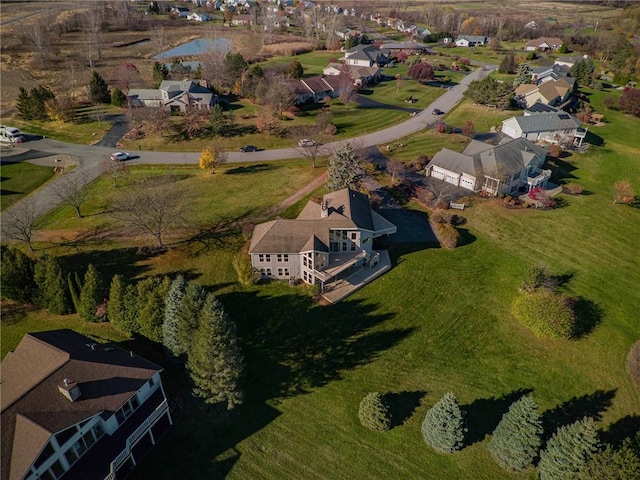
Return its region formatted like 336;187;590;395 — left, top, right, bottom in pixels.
358;392;392;432
628;341;640;390
512;290;578;339
430;210;461;249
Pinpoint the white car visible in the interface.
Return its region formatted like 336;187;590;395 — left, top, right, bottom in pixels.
110;152;131;161
298;139;316;147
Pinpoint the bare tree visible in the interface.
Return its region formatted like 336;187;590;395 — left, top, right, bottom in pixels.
100;157;129;187
338;65;358;109
265;77;296;117
181;108;209;139
83;3;105;68
111;179;189;248
386;159;407;184
3;200;38;251
52;173;89;218
21;17;51;68
293;128;328;169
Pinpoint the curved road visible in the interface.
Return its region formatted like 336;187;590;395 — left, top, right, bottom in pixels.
0;65;495;234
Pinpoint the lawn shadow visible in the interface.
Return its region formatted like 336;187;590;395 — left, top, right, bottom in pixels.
457;228;476;247
0;302;37;326
220;290;411;401
573;297;603;338
464;388;533;446
546;157;578;182
225;164;272;175
585;131;604;146
600;415;640;447
59;246;161;281
542;389;617;438
385;390;427;428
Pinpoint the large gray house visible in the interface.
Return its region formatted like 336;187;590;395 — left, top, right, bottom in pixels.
249;188;396;299
128;80;218;112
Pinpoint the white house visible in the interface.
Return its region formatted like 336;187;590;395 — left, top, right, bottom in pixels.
344;44;386;67
454;35;489;47
170;6;190;17
249;188;397;299
524;37;563;51
323;63;382;86
425;137;550;195
187;12;212;21
554;54;588;68
502;112;582;145
1;330;172;480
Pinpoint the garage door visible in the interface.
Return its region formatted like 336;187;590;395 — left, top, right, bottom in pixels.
460;177;475;190
431;167;445;180
445;173;459;186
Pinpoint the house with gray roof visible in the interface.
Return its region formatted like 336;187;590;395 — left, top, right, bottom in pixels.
1;330;172;480
502;112;584;145
128;80;219;113
454;35;489;47
425;137;550;195
249;188;396;301
344;44;387;67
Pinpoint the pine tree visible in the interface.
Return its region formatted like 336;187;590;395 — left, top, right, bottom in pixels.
90;70;110;104
78;264;104;322
34;255;71;315
187;293;244;410
137;276;171;343
153;61;169;88
16;87;35;120
108;275;139;333
513;63;532;88
421;393;467;453
209;104;228;137
111;87;127;107
539;417;600;480
326;143;359;191
358;392;392;432
0;246;36;303
578;432;640;480
163;275;187;357
286;60;304;79
176;282;208;355
488;395;543;471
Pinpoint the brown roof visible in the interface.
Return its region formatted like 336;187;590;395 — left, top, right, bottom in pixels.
537;78;570;102
525;37;563;48
515;83;538;96
1;330;161;480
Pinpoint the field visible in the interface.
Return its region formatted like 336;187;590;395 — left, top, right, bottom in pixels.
4;82;639;479
0;161;54;211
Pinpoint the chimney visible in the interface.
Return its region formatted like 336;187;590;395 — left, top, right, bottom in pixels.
321;199;329;219
58;378;82;402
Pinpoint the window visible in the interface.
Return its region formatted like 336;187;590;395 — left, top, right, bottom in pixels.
277;268;290;277
34;443;55;469
54;425;78;447
131;395;140;410
277;254;289;262
350;232;357;240
258;254;265;262
265;255;271;262
49;460;65;479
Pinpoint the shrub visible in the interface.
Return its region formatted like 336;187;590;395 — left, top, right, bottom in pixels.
431;210;452;224
512;290;578;339
566;183;584;195
434;222;459;249
233;252;258;286
521;264;556;293
358;392;392;432
422;393;466;453
628;341;640;390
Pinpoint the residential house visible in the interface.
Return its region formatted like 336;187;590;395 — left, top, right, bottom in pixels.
524;103;560;115
530;64;573;85
379;41;431;54
128;80;219;113
524;37;563;51
293;75;344;104
524;20;539;30
1;329;172;480
170;6;191;17
514;77;572;108
187;12;212;21
344;44;386;67
502;112;584;145
248;188;397;299
425;137;550;195
554;54;587;68
323;63;382;86
454;35;489;47
231;14;252;26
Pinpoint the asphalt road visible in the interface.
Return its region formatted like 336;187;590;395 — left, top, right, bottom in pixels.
0;65;495;238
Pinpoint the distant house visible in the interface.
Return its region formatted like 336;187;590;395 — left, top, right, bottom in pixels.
128;80;219;112
554;54;587;68
232;14;252;26
425;137;550;195
248;188;397;300
514;78;572;108
344;44;386;67
170;5;191;17
379;41;431;54
502;112;583;144
323;63;382;86
524;20;539;30
524;37;563;51
1;330;171;480
187;12;212;21
454;35;489;47
530;64;572;85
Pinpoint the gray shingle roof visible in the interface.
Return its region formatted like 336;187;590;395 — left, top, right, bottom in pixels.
508;113;580;134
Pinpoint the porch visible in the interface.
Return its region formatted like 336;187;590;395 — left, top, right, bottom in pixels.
527;169;552;190
320;250;391;304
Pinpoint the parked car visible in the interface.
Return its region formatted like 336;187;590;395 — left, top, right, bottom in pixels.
0;126;24;143
432;109;444;115
110;152;131;161
240;145;258;152
297;139;317;147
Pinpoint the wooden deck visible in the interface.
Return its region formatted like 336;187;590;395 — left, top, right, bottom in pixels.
320;251;392;304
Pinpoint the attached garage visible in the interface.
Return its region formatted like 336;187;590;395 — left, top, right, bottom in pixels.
445;172;460;186
460;176;476;191
430;166;446;180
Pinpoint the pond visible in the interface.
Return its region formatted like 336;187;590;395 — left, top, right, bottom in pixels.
153;37;231;59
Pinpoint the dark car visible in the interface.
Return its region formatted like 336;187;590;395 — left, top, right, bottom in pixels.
432;109;444;115
240;145;258;152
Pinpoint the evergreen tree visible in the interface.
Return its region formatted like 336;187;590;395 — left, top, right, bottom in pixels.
163;275;187;357
539;417;600;480
187;293;244;410
108;275;139;333
209;104;229;137
465;76;514;109
488;395;543;471
498;54;517;74
67;271;81;314
78;264;104;322
137;276;171;343
34;254;72;315
152;61;169;88
16;85;55;120
110;87;127;107
421;392;466;453
286;60;304;79
176;282;208;355
326;143;359;191
0;246;36;303
16;87;35;120
513;63;532;88
358;392;392;432
578;432;640;480
570;59;596;87
90;70;110;104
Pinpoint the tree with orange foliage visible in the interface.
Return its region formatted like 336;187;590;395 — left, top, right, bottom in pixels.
613;180;635;204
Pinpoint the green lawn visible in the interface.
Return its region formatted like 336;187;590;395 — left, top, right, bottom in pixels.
445;98;523;132
2;87;639;480
0;161;54;211
380;130;471;163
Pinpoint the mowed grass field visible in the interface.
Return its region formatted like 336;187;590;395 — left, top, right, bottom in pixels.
2;89;639;479
0;161;54;211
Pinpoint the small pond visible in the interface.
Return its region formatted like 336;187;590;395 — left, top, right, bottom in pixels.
154;37;231;59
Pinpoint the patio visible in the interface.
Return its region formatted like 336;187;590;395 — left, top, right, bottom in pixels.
321;251;392;304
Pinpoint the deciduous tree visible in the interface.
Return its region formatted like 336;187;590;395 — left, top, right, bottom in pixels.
408;62;434;82
100;157;128;187
51;173;89;218
3;199;38;251
199;145;228;174
539;417;600;480
421;392;466;453
488;395;543;471
619;88;640;118
113;62;141;94
613;180;635;204
187;293;244;410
